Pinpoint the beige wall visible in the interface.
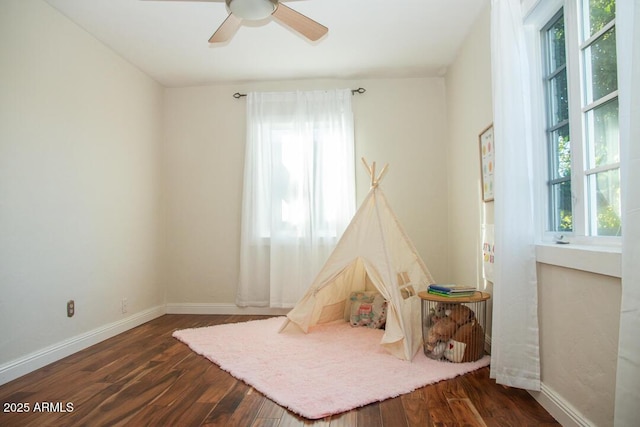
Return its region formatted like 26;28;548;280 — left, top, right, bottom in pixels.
444;3;622;426
0;0;164;367
536;264;621;427
162;78;450;305
445;4;494;288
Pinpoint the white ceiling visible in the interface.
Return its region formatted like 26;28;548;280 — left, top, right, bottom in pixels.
43;0;487;88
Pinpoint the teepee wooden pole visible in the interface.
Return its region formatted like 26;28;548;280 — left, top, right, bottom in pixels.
361;157;372;176
361;158;389;187
377;164;389;184
371;162;377;187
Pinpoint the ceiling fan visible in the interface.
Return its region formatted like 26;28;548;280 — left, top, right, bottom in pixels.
147;0;328;43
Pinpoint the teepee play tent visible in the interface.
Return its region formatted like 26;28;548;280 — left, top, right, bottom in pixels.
280;159;435;361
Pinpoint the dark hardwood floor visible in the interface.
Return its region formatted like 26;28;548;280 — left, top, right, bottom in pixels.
0;315;560;426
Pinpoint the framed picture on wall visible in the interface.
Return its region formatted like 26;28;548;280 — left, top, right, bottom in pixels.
479;124;494;202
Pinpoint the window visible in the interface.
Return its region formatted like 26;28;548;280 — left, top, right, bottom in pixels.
237;89;355;308
256;124;351;239
540;0;620;240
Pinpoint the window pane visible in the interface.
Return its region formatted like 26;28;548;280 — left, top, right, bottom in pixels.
550;181;573;232
546;16;566;71
588;168;621;236
586;98;619;168
543;11;572;235
582;0;616;38
550;125;571;179
549;73;569;124
583;28;618;103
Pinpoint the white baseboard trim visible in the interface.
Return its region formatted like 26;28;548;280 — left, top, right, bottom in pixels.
0;305;165;386
529;382;593;427
165;302;290;316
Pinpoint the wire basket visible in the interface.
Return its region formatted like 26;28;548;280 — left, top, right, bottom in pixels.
421;293;488;363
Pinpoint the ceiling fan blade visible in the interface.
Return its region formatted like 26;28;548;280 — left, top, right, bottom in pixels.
272;3;328;42
209;13;242;43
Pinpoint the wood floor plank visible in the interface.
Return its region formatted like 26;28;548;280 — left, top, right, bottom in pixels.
356;403;382;427
279;410;331;426
123;384;214;427
252;419;280;427
63;369;183;426
201;380;252;426
225;387;265;427
327;410;357;426
195;367;239;405
447;398;487;427
0;315;561;427
277;411;306;427
401;389;433;427
426;380;461;425
455;370;506;419
379;396;409;427
150;365;207;408
255;396;285;420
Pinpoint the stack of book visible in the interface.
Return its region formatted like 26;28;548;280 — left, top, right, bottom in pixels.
427;284;477;298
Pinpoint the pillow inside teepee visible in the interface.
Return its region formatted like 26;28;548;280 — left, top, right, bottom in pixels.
349;291;387;329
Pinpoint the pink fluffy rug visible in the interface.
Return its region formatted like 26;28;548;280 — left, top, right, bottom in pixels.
173;317;490;419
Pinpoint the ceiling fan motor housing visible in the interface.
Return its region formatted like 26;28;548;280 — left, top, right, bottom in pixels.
227;0;278;20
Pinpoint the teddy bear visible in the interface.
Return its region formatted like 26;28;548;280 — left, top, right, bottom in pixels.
447;304;474;326
448;319;485;362
424;303;447;328
424;316;458;358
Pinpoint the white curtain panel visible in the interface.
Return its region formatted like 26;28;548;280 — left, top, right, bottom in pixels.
614;1;640;425
237;89;355;308
489;0;541;390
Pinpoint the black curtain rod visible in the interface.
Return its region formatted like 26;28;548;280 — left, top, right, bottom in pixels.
232;88;366;99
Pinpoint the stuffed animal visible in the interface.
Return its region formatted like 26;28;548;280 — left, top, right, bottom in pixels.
425;303;448;327
434;302;449;317
430;316;458;341
443;340;467;363
450;319;485;362
448;304;474;326
425;341;447;360
425;315;453;359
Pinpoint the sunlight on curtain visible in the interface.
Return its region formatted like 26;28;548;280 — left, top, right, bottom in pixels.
614;1;640;424
489;0;541;390
237;89;355;308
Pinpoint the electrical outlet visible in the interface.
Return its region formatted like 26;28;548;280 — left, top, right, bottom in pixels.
67;300;75;318
121;298;128;314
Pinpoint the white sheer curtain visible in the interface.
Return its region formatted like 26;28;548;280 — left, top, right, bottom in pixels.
614;1;640;425
237;89;355;308
489;0;541;390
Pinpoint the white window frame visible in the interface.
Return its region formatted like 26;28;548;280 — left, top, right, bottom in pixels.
524;0;622;277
